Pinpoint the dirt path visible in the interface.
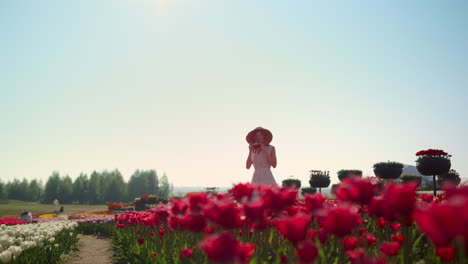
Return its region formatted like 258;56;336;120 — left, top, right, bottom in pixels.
66;234;113;264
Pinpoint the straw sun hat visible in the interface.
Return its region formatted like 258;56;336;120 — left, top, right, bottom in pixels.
246;127;273;145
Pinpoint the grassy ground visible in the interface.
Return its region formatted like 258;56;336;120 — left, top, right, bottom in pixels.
0;200;108;217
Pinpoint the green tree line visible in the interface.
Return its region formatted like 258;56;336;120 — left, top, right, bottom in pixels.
0;169;172;204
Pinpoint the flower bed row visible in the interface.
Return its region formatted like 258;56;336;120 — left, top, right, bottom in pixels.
68;210;116;220
0;219;29;226
0;221;78;263
96;181;468;263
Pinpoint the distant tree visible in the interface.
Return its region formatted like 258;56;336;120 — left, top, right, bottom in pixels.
128;170;168;199
29;179;42;202
146;170;159;196
4;168;172;204
158;173;171;199
99;171;110;202
6;180;15;200
58;175;73;204
0;181;6;200
104;169;127;202
73;173;89;204
44;172;61;203
18;179;29;201
128;170;145;199
88;171;103;204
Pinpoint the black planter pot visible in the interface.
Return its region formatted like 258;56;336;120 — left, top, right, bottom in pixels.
301;187;317;196
416;157;451;176
309;177;330;194
437;177;461;187
373;168;403;180
309;179;330;189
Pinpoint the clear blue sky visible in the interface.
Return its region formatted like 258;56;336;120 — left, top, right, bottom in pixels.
1;0;467;187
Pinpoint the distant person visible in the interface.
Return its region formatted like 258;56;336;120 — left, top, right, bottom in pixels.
246;127;278;186
19;209;32;223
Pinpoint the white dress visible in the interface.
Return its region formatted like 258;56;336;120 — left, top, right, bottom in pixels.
251;145;277;185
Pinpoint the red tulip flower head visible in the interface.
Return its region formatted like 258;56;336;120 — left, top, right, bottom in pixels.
380;242;401;256
318;204;359;237
295;241;318;263
199;232;255;264
335;178;377;205
277;213;312;246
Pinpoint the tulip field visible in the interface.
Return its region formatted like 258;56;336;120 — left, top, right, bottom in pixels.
0;221;78;263
1;180;468;263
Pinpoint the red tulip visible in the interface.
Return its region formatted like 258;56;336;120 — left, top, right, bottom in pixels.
380;242;400;256
421;194;434;203
170;198;189;216
318;229;328;244
152;252;157;258
435;246;456;262
137;238;145;245
277;213;311;246
231;183;254;200
149;231;155;236
304;193;325;211
203;227;214;234
318;205;358;237
203;197;243;229
377;218;386;229
295;241;318;263
286;206;301;216
187;192;208;213
358;228;367;235
179;248;193;260
168;216;180;230
307;229;316;241
262;186;298;212
343;236;358;250
346;248;365;262
335;178;376;205
363;233;377;246
369;183;417;222
356;217;363;225
391;234;404;245
444;185;468;200
413;197;466;247
390;223;402;231
199;232;255;264
152;206;170;223
140;212;159;228
243;199;266;223
180;213;207;232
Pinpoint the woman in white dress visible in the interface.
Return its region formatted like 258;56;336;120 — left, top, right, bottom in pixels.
246;127;277;186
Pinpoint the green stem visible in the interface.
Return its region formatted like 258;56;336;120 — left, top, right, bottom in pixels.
402;224;412;264
457;240;466;264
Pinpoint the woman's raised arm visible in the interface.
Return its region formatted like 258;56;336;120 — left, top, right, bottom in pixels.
246;146;253;169
267;146;277;168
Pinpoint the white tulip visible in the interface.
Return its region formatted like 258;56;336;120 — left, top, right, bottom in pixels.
0;250;12;263
8;246;22;257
